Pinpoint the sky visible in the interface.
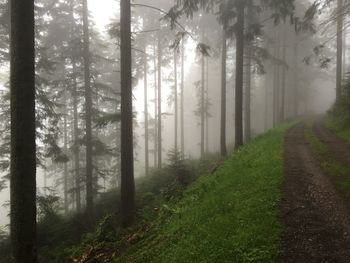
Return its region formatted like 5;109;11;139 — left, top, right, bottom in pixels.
89;0;119;32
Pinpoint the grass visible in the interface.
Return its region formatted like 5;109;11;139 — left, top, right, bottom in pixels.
304;123;350;199
0;152;223;263
326;112;350;143
114;123;293;263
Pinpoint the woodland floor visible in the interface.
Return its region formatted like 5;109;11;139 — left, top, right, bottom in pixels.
281;119;350;262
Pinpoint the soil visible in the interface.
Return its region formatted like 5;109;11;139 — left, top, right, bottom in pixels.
281;122;350;263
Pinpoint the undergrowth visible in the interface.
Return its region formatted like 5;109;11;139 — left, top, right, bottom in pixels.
304;124;350;199
0;151;221;263
113;123;293;263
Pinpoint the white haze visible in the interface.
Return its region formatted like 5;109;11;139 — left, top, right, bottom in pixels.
0;0;340;231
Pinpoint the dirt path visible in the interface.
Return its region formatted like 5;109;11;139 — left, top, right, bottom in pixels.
281;123;350;262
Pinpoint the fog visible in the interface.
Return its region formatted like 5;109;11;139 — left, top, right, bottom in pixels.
0;0;344;259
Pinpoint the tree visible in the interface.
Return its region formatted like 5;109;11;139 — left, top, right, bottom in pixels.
82;0;94;217
144;47;149;176
234;1;245;149
336;0;343;104
168;0;294;150
120;0;135;226
180;39;185;157
157;33;163;168
70;0;82;212
174;48;178;153
10;0;37;261
220;25;227;156
200;37;205;157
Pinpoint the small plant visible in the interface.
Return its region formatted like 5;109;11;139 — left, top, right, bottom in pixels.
167;149;193;186
37;192;61;221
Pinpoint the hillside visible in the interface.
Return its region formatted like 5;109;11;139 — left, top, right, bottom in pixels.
108;123;293;262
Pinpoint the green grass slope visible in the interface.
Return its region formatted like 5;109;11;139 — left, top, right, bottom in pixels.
326;113;350;143
116;124;292;263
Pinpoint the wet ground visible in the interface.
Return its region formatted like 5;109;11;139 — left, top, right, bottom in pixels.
282;121;350;262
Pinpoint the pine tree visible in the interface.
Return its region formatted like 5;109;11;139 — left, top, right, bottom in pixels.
10;0;37;261
120;0;135;227
82;0;94;217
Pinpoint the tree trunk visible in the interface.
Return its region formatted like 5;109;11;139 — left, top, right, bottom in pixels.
280;26;287;121
264;71;269;131
293;43;299;117
174;49;178;152
336;0;343;104
200;48;205;158
10;0;37;261
220;27;227;157
157;35;162;168
343;16;347;79
82;0;93;217
153;44;158;168
276;34;281;124
72;60;81;212
234;2;245;150
115;121;121;187
120;0;135;227
244;44;252;142
273;29;281;126
70;0;81;212
205;57;209;153
180;40;185;157
63;94;69;215
273;32;278;127
144;48;149;176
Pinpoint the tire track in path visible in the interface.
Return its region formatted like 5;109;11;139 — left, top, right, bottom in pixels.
282;122;350;263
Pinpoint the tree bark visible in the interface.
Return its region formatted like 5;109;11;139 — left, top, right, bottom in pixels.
180;40;185;157
82;0;93;217
174;49;178;152
157;35;162;168
63;94;69;215
205;57;209;153
120;0;135;226
10;0;37;261
234;2;245;150
72;60;81;212
153;45;158;168
336;0;343;104
200;47;205;158
244;44;252;142
280;25;287;121
293;42;299;117
144;48;149;176
220;27;227;157
70;0;81;212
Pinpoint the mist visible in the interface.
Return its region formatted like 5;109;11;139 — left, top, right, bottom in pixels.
1;0;348;262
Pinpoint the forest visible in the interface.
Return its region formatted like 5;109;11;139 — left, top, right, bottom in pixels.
1;0;350;262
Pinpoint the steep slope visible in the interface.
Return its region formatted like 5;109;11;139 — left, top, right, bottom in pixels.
115;123;292;263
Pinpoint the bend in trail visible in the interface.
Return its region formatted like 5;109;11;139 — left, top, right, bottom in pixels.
282;122;350;263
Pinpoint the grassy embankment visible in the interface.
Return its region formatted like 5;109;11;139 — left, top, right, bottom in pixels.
326;112;350;142
0;123;293;263
115;123;292;263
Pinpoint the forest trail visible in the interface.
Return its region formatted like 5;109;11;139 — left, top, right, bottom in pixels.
282;121;350;262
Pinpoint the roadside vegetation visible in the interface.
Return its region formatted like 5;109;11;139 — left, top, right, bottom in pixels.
0;153;220;263
0;123;294;263
113;123;292;263
326;80;350;142
304;124;350;200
